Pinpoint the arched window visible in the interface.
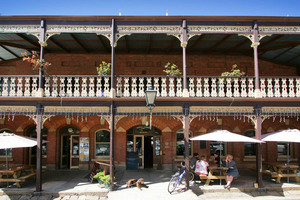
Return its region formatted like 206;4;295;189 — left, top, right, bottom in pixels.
176;130;192;157
0;129;13;158
244;130;256;156
95;130;110;157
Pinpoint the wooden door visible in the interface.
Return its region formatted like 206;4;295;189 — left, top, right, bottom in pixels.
134;135;144;169
70;135;80;169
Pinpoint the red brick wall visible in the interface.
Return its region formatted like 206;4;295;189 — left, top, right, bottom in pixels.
0;53;297;76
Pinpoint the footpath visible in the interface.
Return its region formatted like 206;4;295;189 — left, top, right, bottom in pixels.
1;169;300;200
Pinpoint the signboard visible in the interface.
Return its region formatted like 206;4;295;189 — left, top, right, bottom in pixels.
80;137;89;161
88;162;99;183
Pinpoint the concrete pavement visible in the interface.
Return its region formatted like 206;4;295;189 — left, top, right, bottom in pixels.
1;168;300;199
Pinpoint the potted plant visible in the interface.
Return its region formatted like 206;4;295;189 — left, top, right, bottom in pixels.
96;61;111;76
221;64;245;77
93;171;104;184
21;51;51;71
163;62;182;76
100;174;111;188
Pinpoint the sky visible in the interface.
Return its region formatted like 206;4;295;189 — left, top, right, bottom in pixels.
1;0;300;16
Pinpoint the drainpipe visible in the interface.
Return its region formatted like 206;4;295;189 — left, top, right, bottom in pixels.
182;20;189;97
110;19;116;98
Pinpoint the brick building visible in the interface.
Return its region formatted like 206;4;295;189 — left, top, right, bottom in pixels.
0;15;300;189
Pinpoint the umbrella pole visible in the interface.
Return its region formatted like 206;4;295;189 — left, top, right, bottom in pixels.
220;142;223;186
5;148;8;187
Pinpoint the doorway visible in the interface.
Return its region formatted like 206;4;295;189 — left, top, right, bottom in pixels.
127;125;162;169
60;126;80;169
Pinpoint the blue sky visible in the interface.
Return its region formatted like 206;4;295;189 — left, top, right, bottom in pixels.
1;0;300;16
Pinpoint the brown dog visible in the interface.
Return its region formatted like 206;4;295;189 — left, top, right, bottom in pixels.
126;178;149;190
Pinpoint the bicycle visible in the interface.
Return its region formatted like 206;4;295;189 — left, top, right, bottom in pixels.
168;161;194;193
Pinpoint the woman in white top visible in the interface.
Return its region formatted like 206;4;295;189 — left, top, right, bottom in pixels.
195;155;209;175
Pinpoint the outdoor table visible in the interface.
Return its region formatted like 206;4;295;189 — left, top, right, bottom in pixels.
263;162;300;183
199;166;228;185
0;165;36;187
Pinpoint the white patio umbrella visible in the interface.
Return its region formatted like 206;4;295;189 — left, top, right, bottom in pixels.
261;129;300;166
190;130;263;165
0;132;48;170
190;130;263;185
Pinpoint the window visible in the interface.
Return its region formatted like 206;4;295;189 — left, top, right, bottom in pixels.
0;129;13;157
210;142;225;156
244;130;256;156
95;130;110;156
277;143;290;156
176;130;192;156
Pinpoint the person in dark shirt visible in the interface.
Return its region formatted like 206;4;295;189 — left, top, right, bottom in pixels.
214;151;221;166
190;153;199;170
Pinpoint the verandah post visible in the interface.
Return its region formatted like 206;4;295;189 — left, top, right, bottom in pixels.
182;19;189;97
109;101;115;190
110;18;116;98
36;103;43;192
255;105;263;188
184;104;190;188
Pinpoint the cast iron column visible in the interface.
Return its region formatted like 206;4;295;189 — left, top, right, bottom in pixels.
184;104;190;188
182;20;189;97
109;101;115;190
110;19;116;98
36;103;43;192
38;19;46;97
255;105;263;188
252;21;262;98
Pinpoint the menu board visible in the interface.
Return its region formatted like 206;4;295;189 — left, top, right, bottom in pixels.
79;137;89;161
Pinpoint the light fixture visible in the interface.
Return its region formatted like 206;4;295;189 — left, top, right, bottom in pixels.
145;86;157;129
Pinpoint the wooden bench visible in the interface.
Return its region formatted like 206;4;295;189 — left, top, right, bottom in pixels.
0;172;36;187
198;175;227;185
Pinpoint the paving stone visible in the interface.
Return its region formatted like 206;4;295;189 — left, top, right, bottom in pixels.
51;197;62;200
8;195;22;200
19;195;33;200
37;195;53;200
60;196;70;200
69;196;78;200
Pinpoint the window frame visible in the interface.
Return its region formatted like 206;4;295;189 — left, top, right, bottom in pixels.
175;129;193;159
95;129;111;159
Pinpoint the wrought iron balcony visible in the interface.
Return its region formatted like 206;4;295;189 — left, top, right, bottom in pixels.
0;75;299;98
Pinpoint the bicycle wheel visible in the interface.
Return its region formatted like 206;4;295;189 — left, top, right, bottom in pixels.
168;175;179;193
181;172;194;185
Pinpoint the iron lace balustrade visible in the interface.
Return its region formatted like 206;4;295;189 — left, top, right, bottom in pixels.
0;75;299;98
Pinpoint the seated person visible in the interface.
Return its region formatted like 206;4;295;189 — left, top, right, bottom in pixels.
190;153;199;170
195;155;209;176
214;151;221;166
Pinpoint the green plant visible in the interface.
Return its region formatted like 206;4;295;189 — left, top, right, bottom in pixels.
93;171;104;180
21;51;51;70
221;64;245;77
163;62;182;76
96;61;111;76
100;174;111;184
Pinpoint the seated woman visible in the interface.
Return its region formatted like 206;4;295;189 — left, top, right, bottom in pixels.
195;155;209;176
224;154;239;189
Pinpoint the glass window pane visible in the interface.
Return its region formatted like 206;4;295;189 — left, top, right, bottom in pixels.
96;144;110;156
176;130;191;156
96;130;110;142
210;142;224;156
278;143;289;156
244;130;256;156
127;135;134;152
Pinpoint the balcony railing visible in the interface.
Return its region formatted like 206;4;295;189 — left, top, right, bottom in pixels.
0;75;299;98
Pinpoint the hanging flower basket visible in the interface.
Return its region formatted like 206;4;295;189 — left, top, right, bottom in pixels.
163;62;182;76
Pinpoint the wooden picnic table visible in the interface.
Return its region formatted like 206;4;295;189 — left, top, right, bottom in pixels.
199;165;228;186
0;165;36;187
263;162;300;183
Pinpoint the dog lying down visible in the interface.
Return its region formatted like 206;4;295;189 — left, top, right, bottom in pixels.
126;178;149;190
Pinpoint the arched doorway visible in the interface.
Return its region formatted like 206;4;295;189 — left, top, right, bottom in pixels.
127;125;162;169
60;126;80;169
